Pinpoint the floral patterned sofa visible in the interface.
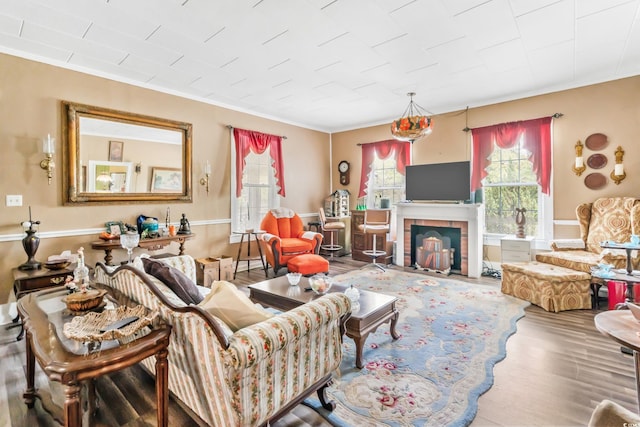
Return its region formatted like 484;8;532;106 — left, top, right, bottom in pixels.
502;197;640;312
94;255;351;427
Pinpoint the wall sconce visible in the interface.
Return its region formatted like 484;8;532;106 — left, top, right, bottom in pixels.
572;140;586;176
610;145;626;185
40;134;55;184
200;160;211;194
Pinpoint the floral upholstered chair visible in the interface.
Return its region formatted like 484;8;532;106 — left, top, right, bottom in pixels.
259;207;323;275
536;197;640;272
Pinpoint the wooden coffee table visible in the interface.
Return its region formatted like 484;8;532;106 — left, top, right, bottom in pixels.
248;275;400;369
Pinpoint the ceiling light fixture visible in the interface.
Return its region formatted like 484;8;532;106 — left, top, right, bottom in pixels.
390;92;433;143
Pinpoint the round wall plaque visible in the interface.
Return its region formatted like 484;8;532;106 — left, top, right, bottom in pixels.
586;153;608;169
585;133;609;151
584;172;607;190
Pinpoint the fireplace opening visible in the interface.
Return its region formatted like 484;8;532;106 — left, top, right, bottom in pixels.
411;225;462;274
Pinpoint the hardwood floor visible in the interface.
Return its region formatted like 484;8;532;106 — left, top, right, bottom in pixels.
1;257;636;426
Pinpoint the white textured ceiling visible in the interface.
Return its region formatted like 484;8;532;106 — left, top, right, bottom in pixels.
1;0;639;132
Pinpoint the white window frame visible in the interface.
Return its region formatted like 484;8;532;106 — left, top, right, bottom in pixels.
364;154;406;208
480;138;553;249
230;137;280;244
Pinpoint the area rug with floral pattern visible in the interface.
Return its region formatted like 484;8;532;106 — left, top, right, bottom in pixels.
305;268;529;426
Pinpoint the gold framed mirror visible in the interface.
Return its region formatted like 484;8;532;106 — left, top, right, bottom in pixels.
62;101;192;205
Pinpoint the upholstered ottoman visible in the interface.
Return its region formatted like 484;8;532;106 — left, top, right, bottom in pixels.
287;254;329;276
501;261;592;312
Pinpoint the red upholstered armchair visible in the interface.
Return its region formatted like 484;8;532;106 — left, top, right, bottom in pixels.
259;208;323;275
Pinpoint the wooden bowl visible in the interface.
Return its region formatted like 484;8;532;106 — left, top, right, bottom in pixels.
44;260;71;270
63;289;107;313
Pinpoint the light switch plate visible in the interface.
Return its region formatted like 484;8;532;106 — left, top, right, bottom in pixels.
6;195;22;206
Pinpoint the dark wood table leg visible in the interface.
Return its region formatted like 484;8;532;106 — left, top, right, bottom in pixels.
156;347;169;427
103;248;113;266
64;383;82;427
254;233;268;278
389;308;400;340
178;239;186;255
353;334;367;369
23;333;36;408
233;233;246;279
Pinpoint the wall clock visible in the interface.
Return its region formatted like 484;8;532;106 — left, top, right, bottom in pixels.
338;160;350;185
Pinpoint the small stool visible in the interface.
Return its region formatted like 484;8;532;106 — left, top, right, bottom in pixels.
318;208;345;260
287;254;329;276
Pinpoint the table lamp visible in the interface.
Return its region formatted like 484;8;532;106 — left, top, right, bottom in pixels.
19;206;41;270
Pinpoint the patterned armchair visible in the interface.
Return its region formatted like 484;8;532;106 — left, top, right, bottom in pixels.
536;197;640;272
95;255;351;427
259;207;323;275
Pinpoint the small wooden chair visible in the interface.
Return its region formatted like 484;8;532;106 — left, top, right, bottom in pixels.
358;209;391;270
318;208;345;260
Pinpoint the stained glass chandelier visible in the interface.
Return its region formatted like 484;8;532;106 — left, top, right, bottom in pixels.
390;92;433;143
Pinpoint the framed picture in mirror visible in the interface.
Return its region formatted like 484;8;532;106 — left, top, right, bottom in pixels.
150;167;182;193
108;140;124;161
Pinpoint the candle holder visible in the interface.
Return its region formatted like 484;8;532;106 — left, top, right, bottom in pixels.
200;160;211;195
610;145;626;185
572;140;586;176
40;134;55;185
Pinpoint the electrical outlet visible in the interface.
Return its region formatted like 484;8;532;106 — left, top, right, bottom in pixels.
6;195;22;207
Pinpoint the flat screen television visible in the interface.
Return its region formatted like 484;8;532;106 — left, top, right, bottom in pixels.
405;161;471;202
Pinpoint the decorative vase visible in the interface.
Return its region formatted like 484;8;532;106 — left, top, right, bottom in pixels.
515;208;526;238
19;228;41;270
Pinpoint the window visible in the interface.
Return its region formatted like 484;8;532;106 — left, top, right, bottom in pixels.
231;148;279;240
364;154;405;208
481;137;551;240
358;140;410;209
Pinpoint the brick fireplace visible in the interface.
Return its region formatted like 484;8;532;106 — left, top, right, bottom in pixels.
395;203;484;278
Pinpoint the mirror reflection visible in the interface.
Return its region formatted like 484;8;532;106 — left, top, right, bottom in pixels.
63;101;192;204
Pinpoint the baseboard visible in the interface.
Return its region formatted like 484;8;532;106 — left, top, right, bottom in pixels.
0;303;17;326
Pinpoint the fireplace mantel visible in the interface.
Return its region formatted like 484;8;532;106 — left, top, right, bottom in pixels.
395;202;485;278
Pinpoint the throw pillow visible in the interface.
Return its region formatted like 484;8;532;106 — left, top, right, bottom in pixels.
198;281;273;331
142;258;203;305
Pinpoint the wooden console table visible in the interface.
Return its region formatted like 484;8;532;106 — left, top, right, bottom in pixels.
91;233;195;265
17;285;171;427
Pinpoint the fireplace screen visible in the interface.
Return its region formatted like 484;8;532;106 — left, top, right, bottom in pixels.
413;230;457;275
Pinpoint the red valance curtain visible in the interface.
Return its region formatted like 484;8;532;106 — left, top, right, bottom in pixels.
234;128;285;197
358;139;411;198
471;116;552;195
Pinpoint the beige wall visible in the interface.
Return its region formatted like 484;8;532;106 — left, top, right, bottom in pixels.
2;51;640;302
0;53;330;303
331;75;640;239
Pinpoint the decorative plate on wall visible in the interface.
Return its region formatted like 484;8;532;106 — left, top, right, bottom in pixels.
584;172;607;190
587;153;608;169
585;133;609;150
